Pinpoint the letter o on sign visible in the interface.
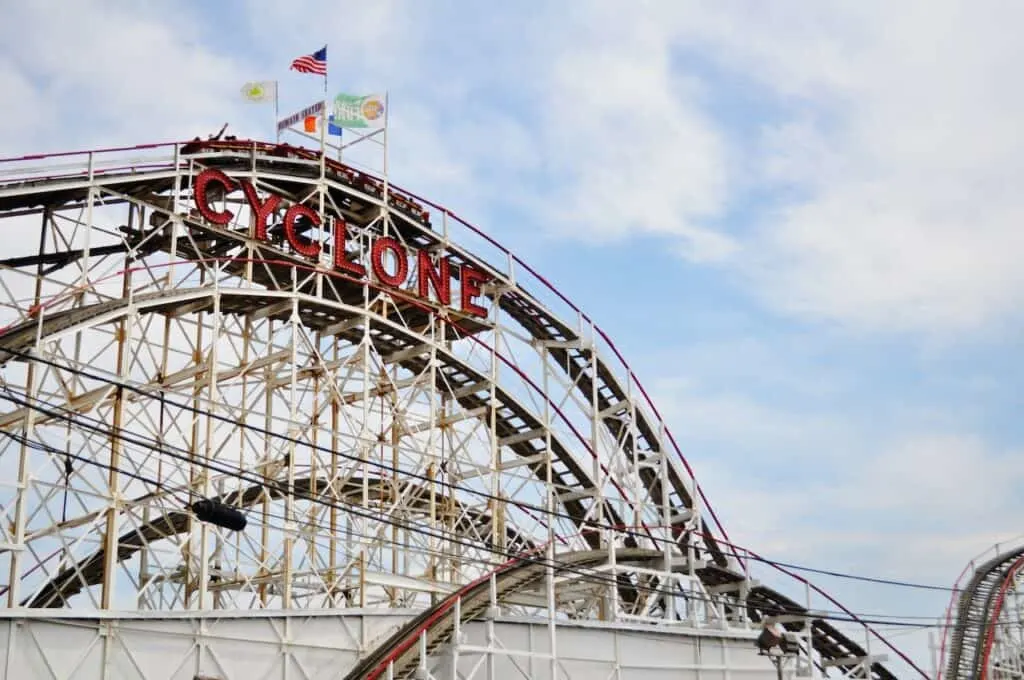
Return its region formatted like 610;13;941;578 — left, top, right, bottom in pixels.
371;237;409;287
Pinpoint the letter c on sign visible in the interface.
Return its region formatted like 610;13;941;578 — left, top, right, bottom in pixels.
284;204;322;258
194;168;237;225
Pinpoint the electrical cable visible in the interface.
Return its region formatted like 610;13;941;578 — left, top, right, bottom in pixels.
0;344;962;595
0;428;953;630
0;352;995;680
0;337;940;677
0;386;982;632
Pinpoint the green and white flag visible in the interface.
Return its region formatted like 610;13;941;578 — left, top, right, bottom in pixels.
241;81;277;104
332;93;386;129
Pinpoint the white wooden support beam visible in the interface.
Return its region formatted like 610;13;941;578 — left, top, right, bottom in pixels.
765;611;830;625
707;579;759;594
498;428;546;447
246;299;293;321
534;338;586;350
383;342;432;365
821;654;888;668
556;488;597;504
597;400;629;419
669;509;694;525
319;315;365;337
499;452;548;470
450;381;488;399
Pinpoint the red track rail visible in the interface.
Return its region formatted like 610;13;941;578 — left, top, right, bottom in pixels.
978;555;1024;680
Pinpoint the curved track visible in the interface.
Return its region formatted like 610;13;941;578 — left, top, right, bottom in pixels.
342;548;663;680
945;546;1024;680
25;473;536;608
0;140;911;679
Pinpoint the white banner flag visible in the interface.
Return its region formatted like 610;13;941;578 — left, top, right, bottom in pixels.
241;81;277;104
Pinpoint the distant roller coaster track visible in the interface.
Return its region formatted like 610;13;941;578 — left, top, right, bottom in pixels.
942;544;1024;680
0;139;923;680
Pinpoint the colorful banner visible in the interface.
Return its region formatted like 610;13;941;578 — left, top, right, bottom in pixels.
331;93;386;129
276;101;324;133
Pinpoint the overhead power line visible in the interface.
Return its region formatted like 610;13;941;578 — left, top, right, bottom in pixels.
0;344;961;595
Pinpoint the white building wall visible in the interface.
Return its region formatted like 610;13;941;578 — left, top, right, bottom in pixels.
437;618;776;680
0;611;778;680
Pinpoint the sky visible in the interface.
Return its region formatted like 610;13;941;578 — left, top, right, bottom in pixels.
2;0;1024;675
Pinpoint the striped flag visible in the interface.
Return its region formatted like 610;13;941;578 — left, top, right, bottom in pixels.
290;47;327;76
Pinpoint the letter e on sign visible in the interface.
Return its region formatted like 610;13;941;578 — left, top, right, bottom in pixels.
460;265;490;318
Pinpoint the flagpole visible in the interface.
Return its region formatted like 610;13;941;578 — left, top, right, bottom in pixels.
382;91;390;219
274;81;280;143
320;44;328;159
318;46;328;265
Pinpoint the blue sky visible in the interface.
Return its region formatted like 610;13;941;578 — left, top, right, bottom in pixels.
3;0;1024;673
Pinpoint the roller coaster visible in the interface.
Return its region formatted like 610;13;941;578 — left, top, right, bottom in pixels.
0;139;924;680
941;542;1024;680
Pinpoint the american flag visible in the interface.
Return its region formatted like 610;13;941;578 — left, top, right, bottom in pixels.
290;46;327;76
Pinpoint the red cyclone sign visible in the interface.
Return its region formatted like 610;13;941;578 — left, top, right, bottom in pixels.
192;168;491;318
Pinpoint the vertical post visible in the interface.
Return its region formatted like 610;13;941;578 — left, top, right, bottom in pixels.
196;275;222;611
4;619;19;679
541;345;557;680
589;326;603;536
282;288;300;608
489;289;501;560
81;158;94;290
381;92;390;211
687;479;700;625
259;329;273;607
451;596;461;680
186;267;208;607
608;530;618;622
329;337;340;605
659;423;673;622
274;83;281;143
6;208;52;607
428;336;439;603
101;251;134;609
929;630;938;680
863;627;873;680
419;630;428;674
805;582;817;680
487;573;497;680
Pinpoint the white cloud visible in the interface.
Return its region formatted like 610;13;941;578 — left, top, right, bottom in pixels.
453;1;1024;335
677;2;1024;334
0;1;259;150
529;10;736;262
668;389;1024;582
843;434;1024;520
7;1;1022;336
